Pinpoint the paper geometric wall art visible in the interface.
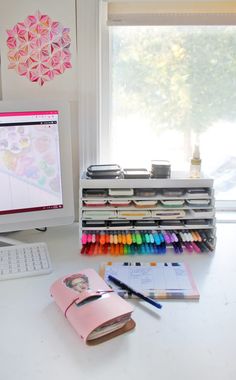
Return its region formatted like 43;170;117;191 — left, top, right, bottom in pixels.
6;10;72;86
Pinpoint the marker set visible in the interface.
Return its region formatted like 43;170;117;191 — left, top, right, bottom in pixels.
81;229;214;255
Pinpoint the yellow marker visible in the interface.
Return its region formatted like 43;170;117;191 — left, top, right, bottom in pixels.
113;233;118;244
122;233;127;245
126;232;132;245
118;233;122;244
110;233;114;244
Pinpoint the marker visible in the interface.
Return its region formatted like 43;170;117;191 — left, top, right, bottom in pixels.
149;233;154;244
105;233;110;244
184;242;193;253
132;232;136;244
159;232;165;243
192;241;201;253
80;245;86;254
118;233;122;244
119;244;124;255
145;231;150;243
108;275;162;310
163;231;171;244
136;232;142;245
81;233;87;245
122;232;127;245
204;240;214;252
126;232;132;245
91;233;96;243
176;241;183;253
99;231;106;245
172;242;179;254
194;230;202;242
153;231;160;245
103;244;108;254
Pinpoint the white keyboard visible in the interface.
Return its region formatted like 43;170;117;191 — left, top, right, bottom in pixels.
0;242;52;280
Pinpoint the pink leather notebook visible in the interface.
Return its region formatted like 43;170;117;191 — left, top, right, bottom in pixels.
50;268;135;345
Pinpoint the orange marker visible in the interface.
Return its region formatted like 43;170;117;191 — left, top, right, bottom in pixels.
115;244;120;255
105;233;110;244
100;232;106;245
99;244;104;255
126;232;132;245
195;230;202;241
122;233;127;245
191;231;197;241
110;244;115;255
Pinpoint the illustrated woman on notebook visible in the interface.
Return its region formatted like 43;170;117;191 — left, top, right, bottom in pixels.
64;274;89;293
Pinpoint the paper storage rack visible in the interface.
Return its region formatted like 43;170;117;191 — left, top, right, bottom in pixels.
79;175;216;255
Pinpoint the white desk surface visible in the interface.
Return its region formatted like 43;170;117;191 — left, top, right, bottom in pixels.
1;223;236;380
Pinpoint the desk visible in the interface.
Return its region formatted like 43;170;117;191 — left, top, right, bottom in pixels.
1;223;236;380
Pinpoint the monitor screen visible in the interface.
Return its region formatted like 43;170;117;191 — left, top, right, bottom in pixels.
0;101;74;233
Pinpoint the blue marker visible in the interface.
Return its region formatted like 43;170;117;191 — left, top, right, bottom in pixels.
108;275;162;310
159;232;165;243
153;231;160;245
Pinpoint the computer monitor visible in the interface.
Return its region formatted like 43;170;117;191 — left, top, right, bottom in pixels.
0;100;74;243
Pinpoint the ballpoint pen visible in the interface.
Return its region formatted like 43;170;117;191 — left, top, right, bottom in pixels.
108;275;162;310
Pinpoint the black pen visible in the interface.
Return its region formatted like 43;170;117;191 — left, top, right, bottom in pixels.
108;275;162;310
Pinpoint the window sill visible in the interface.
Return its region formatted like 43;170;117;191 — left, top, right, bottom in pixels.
216;211;236;223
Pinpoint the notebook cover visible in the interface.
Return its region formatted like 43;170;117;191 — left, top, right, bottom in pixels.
50;268;135;344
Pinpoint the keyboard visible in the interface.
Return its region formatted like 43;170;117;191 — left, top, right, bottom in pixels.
0;242;52;280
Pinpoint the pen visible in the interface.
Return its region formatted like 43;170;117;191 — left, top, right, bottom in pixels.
108;275;162;310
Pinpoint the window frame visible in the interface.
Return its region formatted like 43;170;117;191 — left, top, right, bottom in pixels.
78;0;236;212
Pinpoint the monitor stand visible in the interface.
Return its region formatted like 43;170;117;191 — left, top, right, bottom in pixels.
0;234;24;247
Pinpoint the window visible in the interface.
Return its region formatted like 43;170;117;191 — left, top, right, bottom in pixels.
100;2;236;209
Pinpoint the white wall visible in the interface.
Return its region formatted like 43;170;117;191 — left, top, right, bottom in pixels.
0;0;80;219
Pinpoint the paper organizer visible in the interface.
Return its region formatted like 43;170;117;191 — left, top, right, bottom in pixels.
50;268;135;344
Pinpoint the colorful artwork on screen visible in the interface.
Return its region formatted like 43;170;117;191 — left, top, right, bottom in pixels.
6;10;72;86
0;123;61;195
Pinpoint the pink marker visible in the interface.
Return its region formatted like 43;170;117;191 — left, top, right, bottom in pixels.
81;233;87;245
192;241;201;253
184;242;193;253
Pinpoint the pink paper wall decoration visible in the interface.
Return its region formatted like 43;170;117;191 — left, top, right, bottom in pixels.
6;10;72;86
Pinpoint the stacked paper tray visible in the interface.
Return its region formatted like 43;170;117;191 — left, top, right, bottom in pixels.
117;210;152;219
